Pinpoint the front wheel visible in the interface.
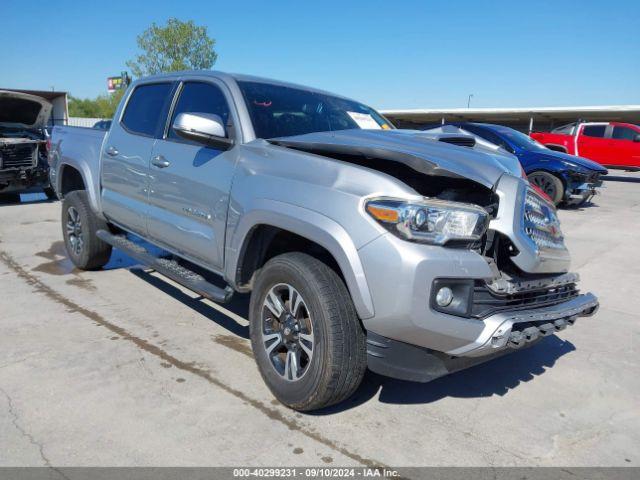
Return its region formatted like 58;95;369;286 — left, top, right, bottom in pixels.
44;186;58;201
528;171;564;205
61;191;112;270
249;252;367;411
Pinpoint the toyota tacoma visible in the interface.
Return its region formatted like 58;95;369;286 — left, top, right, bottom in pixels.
49;72;599;411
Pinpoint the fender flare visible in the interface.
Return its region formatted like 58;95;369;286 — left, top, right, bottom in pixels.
56;159;103;217
225;199;376;319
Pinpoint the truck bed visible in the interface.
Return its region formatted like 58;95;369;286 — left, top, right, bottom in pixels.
49;125;106;207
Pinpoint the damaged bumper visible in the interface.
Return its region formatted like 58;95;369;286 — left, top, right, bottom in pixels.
366;293;598;383
564;174;605;205
446;291;598;357
0;164;50;193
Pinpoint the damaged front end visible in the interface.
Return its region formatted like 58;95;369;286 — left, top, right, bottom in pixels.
268;129;599;379
563;170;605;206
0;90;52;194
0;135;49;194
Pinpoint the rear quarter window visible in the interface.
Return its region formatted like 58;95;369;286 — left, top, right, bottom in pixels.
121;83;174;137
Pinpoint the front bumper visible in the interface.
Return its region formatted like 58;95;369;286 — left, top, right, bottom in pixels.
0;164;50;193
358;231;598;360
446;291;598;357
564;175;604;205
365;293;598;383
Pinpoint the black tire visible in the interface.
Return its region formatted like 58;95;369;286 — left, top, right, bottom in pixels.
249;252;367;411
528;171;564;205
44;186;58;201
61;190;112;270
0;193;21;204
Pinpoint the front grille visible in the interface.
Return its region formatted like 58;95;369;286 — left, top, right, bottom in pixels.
471;281;579;318
0;143;36;169
523;189;565;250
438;136;476;148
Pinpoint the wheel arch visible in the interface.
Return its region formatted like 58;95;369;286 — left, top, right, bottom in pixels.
57;162;102;216
226;201;376;320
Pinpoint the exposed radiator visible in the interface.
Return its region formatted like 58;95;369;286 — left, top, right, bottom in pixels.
0;143;37;169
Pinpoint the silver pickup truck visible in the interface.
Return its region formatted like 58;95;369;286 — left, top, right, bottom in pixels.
49;71;599;411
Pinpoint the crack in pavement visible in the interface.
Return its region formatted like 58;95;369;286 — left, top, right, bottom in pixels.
1;386;50;466
0;387;70;479
0;249;386;469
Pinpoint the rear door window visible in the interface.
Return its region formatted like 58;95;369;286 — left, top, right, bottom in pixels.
612;126;637;141
581;125;607;138
121;83;174;137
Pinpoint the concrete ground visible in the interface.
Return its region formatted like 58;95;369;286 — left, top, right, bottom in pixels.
0;173;638;468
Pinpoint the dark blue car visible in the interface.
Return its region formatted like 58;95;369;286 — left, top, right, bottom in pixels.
445;123;608;206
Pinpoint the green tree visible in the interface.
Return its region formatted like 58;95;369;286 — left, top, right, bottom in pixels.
68;89;125;118
126;18;218;77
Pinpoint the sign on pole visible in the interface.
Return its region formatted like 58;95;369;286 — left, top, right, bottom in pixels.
107;73;131;93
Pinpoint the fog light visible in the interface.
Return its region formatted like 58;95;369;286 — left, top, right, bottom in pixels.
435;287;454;307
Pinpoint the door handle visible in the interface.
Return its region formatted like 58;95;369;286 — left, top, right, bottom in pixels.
151;155;170;168
105;146;119;157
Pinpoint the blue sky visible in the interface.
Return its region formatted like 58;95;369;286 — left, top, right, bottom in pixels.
1;0;638;109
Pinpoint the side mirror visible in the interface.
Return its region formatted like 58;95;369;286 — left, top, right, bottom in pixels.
172;112;233;148
634;134;640;143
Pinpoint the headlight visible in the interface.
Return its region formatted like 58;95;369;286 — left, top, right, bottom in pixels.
365;198;489;246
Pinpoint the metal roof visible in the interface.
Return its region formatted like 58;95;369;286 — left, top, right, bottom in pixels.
381;105;640;125
0;88;67;102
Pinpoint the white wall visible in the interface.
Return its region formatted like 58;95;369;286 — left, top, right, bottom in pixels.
67;117;105;127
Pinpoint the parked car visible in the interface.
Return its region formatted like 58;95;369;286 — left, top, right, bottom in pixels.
430;123;608;206
532;122;640;170
49;71;598;411
0;90;56;200
92;119;112;130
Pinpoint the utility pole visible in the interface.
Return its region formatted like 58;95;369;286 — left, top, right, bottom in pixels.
467;94;474;108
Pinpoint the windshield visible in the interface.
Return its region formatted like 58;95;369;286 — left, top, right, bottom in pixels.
238;81;392;139
496;127;548;151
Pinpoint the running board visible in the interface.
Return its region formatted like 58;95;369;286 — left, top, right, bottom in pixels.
96;230;234;303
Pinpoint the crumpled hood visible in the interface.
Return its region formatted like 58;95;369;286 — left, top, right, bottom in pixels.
535;149;608;173
0;90;52;129
269;129;522;188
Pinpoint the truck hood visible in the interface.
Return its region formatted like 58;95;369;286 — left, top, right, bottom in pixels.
0;90;52;129
534;150;608;173
269;129;522;188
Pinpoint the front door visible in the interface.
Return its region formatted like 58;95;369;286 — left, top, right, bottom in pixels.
576;124;610;165
610;124;640;168
101;82;175;236
146;80;237;271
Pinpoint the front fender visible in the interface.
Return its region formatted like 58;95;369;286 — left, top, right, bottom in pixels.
225;198;376;319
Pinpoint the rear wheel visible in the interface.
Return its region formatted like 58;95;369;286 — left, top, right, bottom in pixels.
249;252;367;411
528;171;564;205
61;191;112;270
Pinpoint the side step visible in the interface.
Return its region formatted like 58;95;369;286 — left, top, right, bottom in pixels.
97;230;234;303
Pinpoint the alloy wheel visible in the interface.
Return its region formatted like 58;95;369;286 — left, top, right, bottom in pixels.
261;283;314;381
530;174;557;199
66;206;84;256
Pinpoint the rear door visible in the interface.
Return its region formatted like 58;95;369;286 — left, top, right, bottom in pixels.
146;78;238;271
576;124;610;165
610;124;640;168
101;82;175;236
